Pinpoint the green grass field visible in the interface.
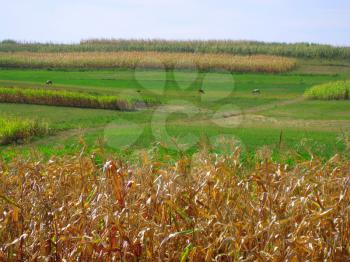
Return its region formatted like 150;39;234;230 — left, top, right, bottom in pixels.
0;57;349;162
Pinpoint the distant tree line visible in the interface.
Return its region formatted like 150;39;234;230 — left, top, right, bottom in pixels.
1;39;350;59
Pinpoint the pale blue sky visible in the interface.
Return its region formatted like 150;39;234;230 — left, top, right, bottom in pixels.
1;0;349;45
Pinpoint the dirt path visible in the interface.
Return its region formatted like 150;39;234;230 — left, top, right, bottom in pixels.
214;96;350;131
169;96;350;132
215;114;350;131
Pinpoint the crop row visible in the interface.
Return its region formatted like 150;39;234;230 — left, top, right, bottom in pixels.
0;87;138;111
0;117;49;145
0;52;297;73
304;80;350;100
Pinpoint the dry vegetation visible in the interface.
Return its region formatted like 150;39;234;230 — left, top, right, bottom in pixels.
1;147;350;260
0;52;296;73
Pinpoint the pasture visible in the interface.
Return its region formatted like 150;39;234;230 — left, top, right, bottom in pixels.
0;57;349;161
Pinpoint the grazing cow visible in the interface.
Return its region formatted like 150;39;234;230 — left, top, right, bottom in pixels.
198;89;205;94
46;80;53;85
252;89;261;94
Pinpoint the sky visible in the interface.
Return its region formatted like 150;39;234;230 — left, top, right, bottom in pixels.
1;0;350;45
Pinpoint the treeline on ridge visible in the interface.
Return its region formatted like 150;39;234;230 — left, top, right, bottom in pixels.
1;39;349;59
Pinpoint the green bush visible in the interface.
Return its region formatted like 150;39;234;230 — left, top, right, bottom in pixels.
304;81;350;100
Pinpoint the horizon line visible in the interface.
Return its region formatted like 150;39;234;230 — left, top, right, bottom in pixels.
1;38;350;48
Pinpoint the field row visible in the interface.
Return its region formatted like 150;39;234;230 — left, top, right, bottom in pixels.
1;39;350;59
0;116;48;145
0;86;144;111
0;52;296;73
305;80;350;100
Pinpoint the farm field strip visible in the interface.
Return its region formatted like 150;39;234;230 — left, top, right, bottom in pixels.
0;116;49;145
0;52;297;73
304;80;350;100
0;86;141;111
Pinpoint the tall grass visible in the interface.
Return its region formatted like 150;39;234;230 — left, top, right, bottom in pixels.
0;117;49;145
0;87;137;110
0;51;296;73
304;80;350;100
0;148;349;260
1;39;350;59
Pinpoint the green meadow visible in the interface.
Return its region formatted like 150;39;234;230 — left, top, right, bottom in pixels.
0;57;349;161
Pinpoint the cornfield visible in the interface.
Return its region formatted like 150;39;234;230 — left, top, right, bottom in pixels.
0;52;297;73
0;87;138;111
1;39;350;59
0;117;49;145
304;80;350;100
1;148;350;260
